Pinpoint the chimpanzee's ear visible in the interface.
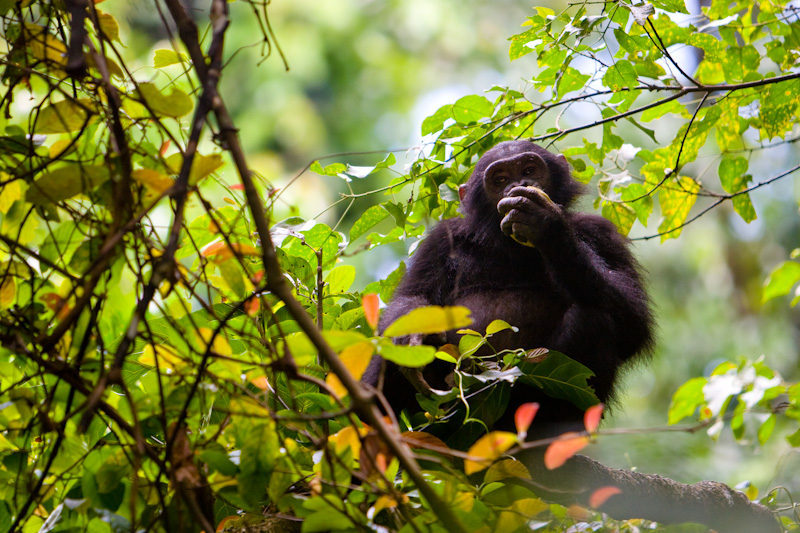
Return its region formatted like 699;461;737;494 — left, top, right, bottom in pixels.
458;184;467;201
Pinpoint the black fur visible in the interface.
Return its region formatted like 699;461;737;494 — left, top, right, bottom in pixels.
363;140;654;438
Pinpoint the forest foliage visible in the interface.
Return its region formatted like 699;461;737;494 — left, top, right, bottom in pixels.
0;0;799;531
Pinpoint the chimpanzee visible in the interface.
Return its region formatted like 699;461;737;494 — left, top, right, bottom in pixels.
362;139;654;438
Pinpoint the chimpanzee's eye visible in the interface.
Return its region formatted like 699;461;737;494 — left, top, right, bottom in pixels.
494;174;507;185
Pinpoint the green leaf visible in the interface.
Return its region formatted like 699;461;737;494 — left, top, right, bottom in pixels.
718;157;749;193
34;98;95;134
486;319;516;335
556;67;590;96
238;422;280;507
377;341;436;368
349;205;389;241
449;95;493;125
325;265;356;295
153;49;189;68
383;305;473;337
758;414;776;445
658;176;699;241
26;165;110;205
668;377;706;424
604;60;638;90
422;104;452;135
762;261;800;303
136;82;193;118
518;351;599;410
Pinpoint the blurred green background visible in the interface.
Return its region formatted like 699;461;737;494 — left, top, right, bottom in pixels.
109;0;800;495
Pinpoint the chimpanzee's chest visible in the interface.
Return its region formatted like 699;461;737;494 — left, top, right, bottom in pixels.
444;251;571;350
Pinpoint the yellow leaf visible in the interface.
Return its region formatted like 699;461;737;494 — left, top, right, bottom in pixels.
131;169;173;193
96;12;120;43
188;153;225;185
464;431;517;475
138;344;184;370
0;178;21;213
325;341;374;398
0;277;15;309
495;498;549;532
164;152;225;185
195;327;232;356
383;305;472;337
329;425;369;456
154;49;189;68
658;176;699;242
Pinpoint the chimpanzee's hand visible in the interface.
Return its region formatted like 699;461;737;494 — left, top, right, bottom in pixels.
497;186;564;247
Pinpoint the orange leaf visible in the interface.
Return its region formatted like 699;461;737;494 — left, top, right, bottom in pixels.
201;241;259;262
244;297;260;316
584;403;604;434
465;431;517;475
362;293;380;329
588;486;622;508
229;183;245;191
514;402;539;439
543;432;589;470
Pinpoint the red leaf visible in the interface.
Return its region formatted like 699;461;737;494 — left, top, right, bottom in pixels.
514;402;539;439
584;403;604;433
589;486;622;508
362;293;380;329
543;432;589;470
229;183;245;191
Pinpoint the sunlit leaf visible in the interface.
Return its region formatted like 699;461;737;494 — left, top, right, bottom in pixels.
326;341;374;398
139;344;185;370
543;433;590;470
377;341;436;368
383;305;472;337
449;95;493;125
154;48;189;68
325;265;356;295
464;431;517;475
